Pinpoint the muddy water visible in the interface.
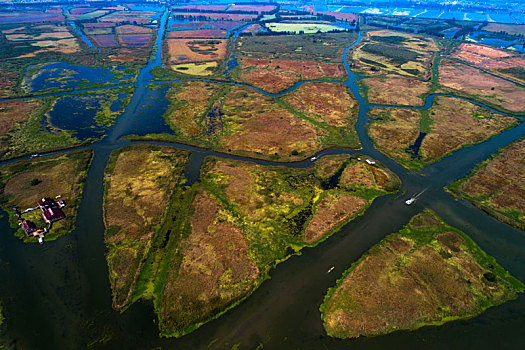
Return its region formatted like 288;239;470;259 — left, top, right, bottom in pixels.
1;7;525;350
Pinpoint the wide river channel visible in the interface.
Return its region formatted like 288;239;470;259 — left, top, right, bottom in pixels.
0;7;524;349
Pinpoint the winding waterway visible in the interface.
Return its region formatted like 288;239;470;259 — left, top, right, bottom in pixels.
1;7;524;349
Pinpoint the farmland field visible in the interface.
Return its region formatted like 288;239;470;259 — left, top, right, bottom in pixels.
166;38;227;63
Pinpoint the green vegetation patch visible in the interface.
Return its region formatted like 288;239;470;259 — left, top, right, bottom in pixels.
150;81;361;161
1;97;81;160
104;150;399;338
321;209;524;339
360;43;421;66
103;144;190;309
0;149;92;242
497;66;525;81
265;22;346;34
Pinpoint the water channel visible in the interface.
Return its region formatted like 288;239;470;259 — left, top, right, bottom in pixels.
1;7;524;349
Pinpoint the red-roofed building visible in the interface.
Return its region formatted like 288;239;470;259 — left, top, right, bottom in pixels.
38;197;65;224
20;220;36;235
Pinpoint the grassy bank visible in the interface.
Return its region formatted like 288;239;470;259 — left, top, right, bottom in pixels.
321;209;524;338
0;149;93;242
447;137;525;231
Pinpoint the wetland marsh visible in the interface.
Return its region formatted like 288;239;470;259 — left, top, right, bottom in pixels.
0;2;524;349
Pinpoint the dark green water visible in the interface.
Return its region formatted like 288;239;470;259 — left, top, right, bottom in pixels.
1;6;524;350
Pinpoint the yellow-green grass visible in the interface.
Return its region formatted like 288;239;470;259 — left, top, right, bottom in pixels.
351;30;439;80
447;137;525;231
321;209;524;339
171;61;218;76
156;155;399;337
0;149;92;242
103;145;190;309
105;151;399;338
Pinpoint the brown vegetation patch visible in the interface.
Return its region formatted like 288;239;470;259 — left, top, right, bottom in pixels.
363;75;431;106
222;108;318;156
322;211;523;338
239;68;300;93
167;38;227;63
420;97;517;162
439;62;525;112
164;81;219;137
456;43;512;59
159;191;259;334
0;99;40;156
369;166;393;191
367;108;420;162
305;193;366;243
283;82;357;127
167;29;227;38
0;99;39;136
219;86;319;156
314;154;350;179
237;58;345;92
340;160;375;189
455;138;525;229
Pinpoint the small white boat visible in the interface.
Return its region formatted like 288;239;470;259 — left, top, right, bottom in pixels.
30;154;39;158
310;156;317;161
38;237;44;245
327;266;335;274
405;198;416;205
405;188;427;205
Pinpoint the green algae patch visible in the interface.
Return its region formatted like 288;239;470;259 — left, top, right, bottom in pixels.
321;210;524;339
0;149;92;243
447;137;525;231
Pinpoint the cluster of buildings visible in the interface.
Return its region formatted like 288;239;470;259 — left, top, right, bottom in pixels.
15;197;66;245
